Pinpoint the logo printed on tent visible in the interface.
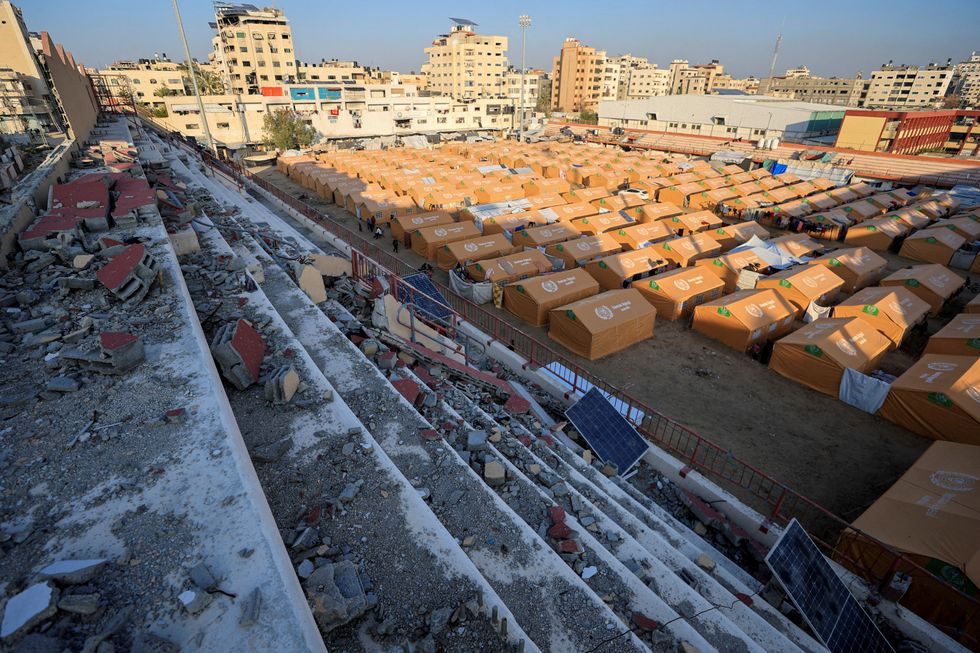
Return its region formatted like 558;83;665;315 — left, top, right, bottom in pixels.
595;306;614;320
541;280;558;293
745;303;764;318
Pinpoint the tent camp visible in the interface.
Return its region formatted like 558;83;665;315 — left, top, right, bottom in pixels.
658;181;708;207
692;288;797;351
769;233;824;259
933;216;980;241
806;209;854;241
844;217;909;251
584;247;670;290
570;212;636;236
628;202;684;223
695;249;772;292
884;208;931;231
467;249;553;284
838;442;980;648
503;268;600;327
391;211;454;241
709;221;770;251
544;202;600;222
757;265;846;317
511;222;580;249
687;188;738;211
548;288;656;360
412;221;482;259
807;247;887;293
924;314;980;356
653;233;722;267
545;234;622;269
609;221;674;250
877;355;980;442
880;264;965;316
660;210;724;236
437;234;516;270
898;227;966;266
833;286;931;348
769;317;891;396
631;267;725;320
481;210;551;235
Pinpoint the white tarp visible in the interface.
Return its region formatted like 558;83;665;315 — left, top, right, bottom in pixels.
804;302;832;323
838;368;890;414
467;199;533;223
448;270;494;304
731;235;809;269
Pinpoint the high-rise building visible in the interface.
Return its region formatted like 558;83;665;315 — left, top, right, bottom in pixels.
210;3;296;95
420;19;508;99
550;38;605;113
757;73;866;106
862;62;954;109
954;52;980;107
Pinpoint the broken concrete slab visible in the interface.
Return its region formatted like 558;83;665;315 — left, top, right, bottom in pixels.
210;319;266;390
1;582;58;641
303;560;367;633
292;263;326;304
37;559;106;584
264;366;299;404
95;244;158;304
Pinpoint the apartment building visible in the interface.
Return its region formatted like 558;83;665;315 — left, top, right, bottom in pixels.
862;63;954;109
295;59;369;84
550;38;605;113
502;68;542;109
210;3;296;95
96;59;190;102
954;52;980;107
758;73;866;107
626;66;671;99
420;19;508;99
835;109;980;156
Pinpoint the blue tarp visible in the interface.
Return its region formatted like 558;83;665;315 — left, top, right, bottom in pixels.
771;163;789;175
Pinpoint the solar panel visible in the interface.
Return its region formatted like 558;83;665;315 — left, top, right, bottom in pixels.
564;388;648;476
766;519;894;653
449;17;478;26
398;273;452;322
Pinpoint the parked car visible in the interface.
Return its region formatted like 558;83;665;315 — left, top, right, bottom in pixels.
619;187;649;201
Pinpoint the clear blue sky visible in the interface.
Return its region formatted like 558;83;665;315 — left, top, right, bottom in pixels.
15;0;980;78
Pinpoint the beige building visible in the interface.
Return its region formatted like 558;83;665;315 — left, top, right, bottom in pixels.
862;63;954;109
626;65;671;99
421;19;508;99
96;59;188;103
550;38;605;113
210;3;296;95
503;68;542;109
758;73;866;107
954;52;980;107
295;59;369;84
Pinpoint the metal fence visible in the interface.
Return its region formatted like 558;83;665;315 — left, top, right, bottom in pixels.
136;113;978;645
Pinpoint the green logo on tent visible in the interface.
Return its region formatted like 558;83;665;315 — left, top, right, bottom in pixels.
779;279;792;288
804;344;823;357
867;226;877;232
928;392;953;408
516;285;526;294
715;229;727;235
618;229;628;236
598;261;608;269
946;224;957;230
565;310;577;321
926;237;938;244
671;217;680;222
556;244;564;251
663;243;672;251
648;280;660;290
829;258;842;267
843;206;853;212
712;259;724;267
905;279;921;288
969;338;980;350
862;304;879;316
717;307;732;317
475;263;484;272
599;199;606;204
582;218;590;224
634;207;643;214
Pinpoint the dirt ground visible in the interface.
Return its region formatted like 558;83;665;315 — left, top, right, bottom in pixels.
255;166;974;523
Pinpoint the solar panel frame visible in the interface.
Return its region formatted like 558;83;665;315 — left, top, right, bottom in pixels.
398;273;453;322
765;519;894;653
564;388;648;476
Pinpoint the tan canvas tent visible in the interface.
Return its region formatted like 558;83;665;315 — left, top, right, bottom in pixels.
884;208;931;231
838;442;980;648
545;202;600;222
570;212;636;236
833;286;931;348
437;234;516;270
512;222;580;249
692;289;797;351
933;216;980;241
631;267;725;320
898;227;966;266
652;233;722;267
391;211;455;241
548;289;656;360
757;265;846;317
877;355;980;443
924;314;980;356
966;294;980;314
412;221;481;259
545;234;622;269
660;211;723;236
694;249;771;292
769;234;824;259
627;202;684;224
504;268;600;327
467;249;553;284
880;264;965;316
584;247;670;291
710;221;770;251
481;210;551;235
769;317;891;396
609;221;674;250
807;247;887;293
844;217;909;251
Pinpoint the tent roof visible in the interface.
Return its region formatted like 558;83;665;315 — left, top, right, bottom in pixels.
508;268;600;303
905;226;966;250
776;317;891;368
882;264;965;299
811;247;887;275
851;441;980;585
891;355;980;422
589;247;668;278
637;266;725;301
763;265;845;300
930;313;980;343
836;286;931;329
700;288;796;331
555;288;656;334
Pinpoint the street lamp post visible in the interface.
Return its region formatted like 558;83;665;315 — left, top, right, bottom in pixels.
172;0;216;155
518;14;531;143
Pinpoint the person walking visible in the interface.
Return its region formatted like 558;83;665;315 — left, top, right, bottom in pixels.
392;238;400;253
374;226;383;240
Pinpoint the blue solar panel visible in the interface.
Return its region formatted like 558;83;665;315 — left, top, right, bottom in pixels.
398;273;452;322
766;520;894;653
564;388;648;476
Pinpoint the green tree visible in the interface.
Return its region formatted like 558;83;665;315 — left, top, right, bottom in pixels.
535;88;551;116
154;86;177;98
181;63;226;95
151;105;169;118
578;110;598;125
262;109;316;150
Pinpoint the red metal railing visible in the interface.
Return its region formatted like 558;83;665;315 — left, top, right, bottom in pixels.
136;113;978;646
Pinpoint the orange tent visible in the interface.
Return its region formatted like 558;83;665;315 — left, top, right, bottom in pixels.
769;317;891;396
692;288;797;351
481;211;550;235
877;355;980;442
570;212;637;236
437;234;516;270
631;267;725;320
880;264;965;316
709;221;770;251
626;202;684;224
924;314;980;357
590;195;627;213
694;249;771;292
545;234;622;269
769;234;824;259
898;227;966;266
548;289;656;360
391;211;454;241
833;286;931;348
511;222;580;249
544;202;600;222
933;216;980;241
584;247;670;291
884;208;931;231
526;193;568;210
652;233;722;267
412;221;481;259
757;265;846;317
467;249;553;284
657;181;707;207
503;268;600;327
687;187;737;211
609;221;674;250
844;217;909;251
660;211;723;236
561;187;609;204
966;295;980;314
807;247;887;293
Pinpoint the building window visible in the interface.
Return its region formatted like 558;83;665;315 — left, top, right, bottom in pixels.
186;123;199;129
217;122;230;129
149;78;157;84
455;117;464;124
236;31;246;39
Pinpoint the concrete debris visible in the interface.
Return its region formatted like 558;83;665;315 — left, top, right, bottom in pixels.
72;254;95;269
57;593;101;615
0;582;58;641
177;588;211;614
264;366;299;404
303;560;367;633
188;563;217;591
293;263;326;304
210;319;266;389
95;244;158;304
484;460;506;487
37;559;106;584
238;588;261;628
130;632;178;653
252;437;292;463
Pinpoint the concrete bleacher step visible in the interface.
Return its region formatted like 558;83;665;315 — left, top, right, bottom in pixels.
167;152;535;651
426;378;809;653
172;153;654;653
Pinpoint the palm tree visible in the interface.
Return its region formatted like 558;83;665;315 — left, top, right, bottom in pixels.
181;63;226;96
